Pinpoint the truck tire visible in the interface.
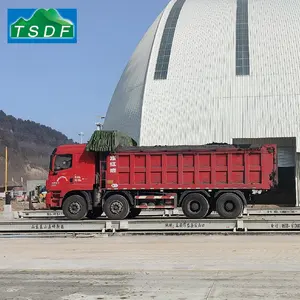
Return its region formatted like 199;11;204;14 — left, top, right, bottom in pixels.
181;193;210;219
86;207;103;219
127;208;142;219
216;193;244;219
62;195;87;220
104;194;130;220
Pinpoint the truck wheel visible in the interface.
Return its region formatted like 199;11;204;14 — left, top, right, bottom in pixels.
86;207;103;219
181;193;210;219
127;208;142;219
62;195;87;220
104;194;130;220
216;193;244;219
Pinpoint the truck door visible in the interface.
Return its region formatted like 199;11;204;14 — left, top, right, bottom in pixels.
51;154;73;190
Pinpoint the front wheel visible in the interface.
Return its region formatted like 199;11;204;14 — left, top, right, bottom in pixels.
103;194;130;220
181;193;210;219
62;195;87;220
216;193;244;219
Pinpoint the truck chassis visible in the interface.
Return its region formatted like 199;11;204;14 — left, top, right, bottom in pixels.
61;189;250;220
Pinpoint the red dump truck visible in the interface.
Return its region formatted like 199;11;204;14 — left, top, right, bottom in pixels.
45;138;277;220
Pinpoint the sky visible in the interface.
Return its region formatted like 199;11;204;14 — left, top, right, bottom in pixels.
0;0;170;143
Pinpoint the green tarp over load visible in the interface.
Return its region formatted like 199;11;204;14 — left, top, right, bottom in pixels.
85;130;137;152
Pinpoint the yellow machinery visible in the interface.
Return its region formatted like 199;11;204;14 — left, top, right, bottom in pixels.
28;185;47;203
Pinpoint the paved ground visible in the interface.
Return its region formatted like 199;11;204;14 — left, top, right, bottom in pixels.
1;235;300;299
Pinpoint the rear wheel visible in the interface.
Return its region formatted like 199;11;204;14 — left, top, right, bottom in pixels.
103;194;130;220
62;195;87;220
127;208;142;219
181;193;210;219
86;207;103;219
216;193;244;219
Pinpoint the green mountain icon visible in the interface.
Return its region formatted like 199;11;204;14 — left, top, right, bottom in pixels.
10;8;74;38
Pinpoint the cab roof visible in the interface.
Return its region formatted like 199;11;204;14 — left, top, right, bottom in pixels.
55;143;87;154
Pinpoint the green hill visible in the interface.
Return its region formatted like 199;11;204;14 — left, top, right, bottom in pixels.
0;110;74;184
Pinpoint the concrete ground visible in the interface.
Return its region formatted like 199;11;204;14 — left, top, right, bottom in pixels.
1;235;300;299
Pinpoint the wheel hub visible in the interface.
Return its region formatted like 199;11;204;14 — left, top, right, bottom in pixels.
110;201;123;214
69;202;81;214
190;201;200;212
225;201;234;212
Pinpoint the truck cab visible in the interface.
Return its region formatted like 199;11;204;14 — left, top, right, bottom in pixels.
45;144;97;218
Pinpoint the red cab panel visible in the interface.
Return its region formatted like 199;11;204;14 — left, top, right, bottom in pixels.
46;144;95;208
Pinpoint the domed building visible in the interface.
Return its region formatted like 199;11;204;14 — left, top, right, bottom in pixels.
103;0;300;205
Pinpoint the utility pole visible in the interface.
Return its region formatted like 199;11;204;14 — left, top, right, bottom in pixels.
4;146;7;193
78;132;84;144
3;146;12;220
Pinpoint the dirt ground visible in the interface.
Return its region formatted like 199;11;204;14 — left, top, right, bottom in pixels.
0;199;28;211
1;235;300;299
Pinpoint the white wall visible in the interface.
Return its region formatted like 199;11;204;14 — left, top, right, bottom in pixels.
103;12;163;142
141;0;300;149
104;0;300;151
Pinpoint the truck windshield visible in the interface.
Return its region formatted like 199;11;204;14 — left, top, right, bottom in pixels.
54;154;72;171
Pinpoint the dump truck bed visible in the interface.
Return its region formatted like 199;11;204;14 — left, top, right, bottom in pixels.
105;144;277;191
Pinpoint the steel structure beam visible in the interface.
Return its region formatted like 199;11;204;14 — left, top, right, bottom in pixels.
16;207;300;219
2;216;300;233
